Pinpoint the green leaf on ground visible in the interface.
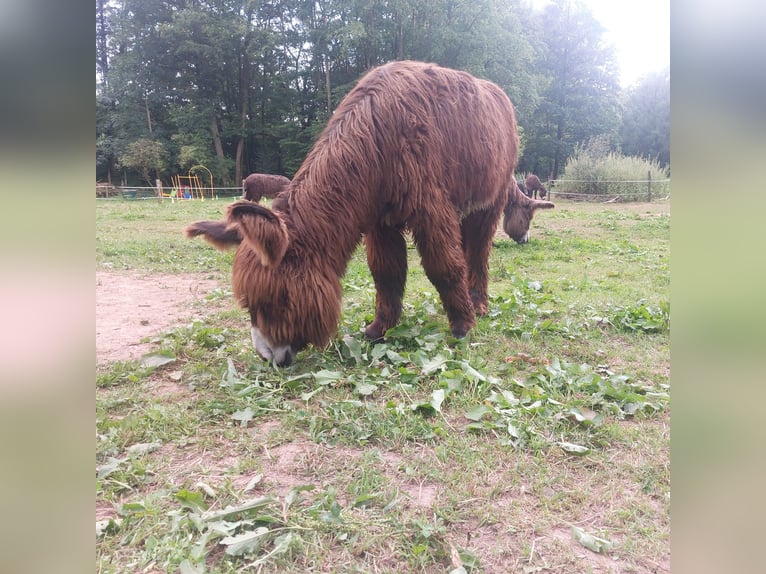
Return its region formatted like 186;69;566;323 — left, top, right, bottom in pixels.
571;525;613;553
314;370;343;384
559;442;590;455
140;352;176;368
232;407;255;426
221;527;270;556
355;381;378;396
464;404;492;421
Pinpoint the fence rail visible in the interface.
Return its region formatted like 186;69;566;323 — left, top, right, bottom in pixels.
96;179;671;203
547;177;670;202
96;185;244;200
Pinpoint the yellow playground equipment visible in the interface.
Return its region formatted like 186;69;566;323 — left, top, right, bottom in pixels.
169;165;214;200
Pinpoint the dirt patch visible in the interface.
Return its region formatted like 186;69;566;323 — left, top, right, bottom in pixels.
400;481;438;507
96;271;224;365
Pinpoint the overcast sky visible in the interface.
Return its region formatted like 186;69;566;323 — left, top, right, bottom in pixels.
528;0;670;87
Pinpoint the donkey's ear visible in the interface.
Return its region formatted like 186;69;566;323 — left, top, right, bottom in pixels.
531;200;555;211
227;200;289;267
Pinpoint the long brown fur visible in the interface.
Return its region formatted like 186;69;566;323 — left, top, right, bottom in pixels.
242;173;291;202
188;60;526;365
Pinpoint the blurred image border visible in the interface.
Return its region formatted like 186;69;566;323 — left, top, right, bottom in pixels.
0;1;95;573
671;1;766;572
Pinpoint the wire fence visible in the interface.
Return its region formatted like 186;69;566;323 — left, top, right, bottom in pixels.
546;178;671;202
96;179;671;203
96;185;244;200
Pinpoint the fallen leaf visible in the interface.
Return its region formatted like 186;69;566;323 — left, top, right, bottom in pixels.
559;442;590;455
571;525;613;553
140;352;176;368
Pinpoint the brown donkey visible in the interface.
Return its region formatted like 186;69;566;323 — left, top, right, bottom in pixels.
187;61;524;366
524;174;548;199
242;173;290;203
503;179;555;243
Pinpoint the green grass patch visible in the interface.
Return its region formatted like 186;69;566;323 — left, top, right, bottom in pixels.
96;198;236;274
97;198;670;573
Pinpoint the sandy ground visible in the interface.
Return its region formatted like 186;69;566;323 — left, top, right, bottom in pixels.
96;271;222;365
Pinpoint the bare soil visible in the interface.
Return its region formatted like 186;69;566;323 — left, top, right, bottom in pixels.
96;271;223;364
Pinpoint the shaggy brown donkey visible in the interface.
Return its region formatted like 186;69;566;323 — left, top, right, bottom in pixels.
186;60;523;366
503;180;555;243
242;173;291;203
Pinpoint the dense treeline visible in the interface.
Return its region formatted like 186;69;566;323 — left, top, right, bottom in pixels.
96;0;669;187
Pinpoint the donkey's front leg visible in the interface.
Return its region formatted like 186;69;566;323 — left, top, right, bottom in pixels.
364;225;408;341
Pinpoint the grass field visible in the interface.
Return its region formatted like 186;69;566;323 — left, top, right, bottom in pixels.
96;197;670;573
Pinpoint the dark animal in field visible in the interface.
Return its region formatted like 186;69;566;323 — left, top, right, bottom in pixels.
186;60;523;366
503;179;555;243
242;173;291;203
525;174;547;199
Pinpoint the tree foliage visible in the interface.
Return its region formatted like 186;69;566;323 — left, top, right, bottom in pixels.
119;138;167;186
96;0;668;188
519;0;622;179
621;68;670;169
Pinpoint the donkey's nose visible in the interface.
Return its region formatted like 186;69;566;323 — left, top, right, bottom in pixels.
273;347;295;367
514;231;530;244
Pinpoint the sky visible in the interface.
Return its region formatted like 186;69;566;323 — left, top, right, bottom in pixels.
528;0;670;87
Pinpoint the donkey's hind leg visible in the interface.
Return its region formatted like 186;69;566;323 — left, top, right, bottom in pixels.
364;225;408;341
411;219;475;338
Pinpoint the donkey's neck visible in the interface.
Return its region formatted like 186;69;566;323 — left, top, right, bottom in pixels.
283;180;369;278
279;102;382;277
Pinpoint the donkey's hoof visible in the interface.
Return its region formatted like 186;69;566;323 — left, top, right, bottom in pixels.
450;318;474;339
364;321;387;342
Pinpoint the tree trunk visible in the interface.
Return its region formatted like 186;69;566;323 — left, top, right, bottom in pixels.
145;93;152;133
553;121;563;180
96;0;109;92
324;53;332;115
210;115;229;186
235;20;253;185
395;8;404;60
235;137;245;186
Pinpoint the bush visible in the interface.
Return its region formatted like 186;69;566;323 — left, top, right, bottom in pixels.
557;136;669;201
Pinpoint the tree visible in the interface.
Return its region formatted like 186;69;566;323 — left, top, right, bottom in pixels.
620;68;670;169
105;0;178;182
520;0;622;179
119;138;167;186
96;0;110;92
97;0;634;188
97;95;118;183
